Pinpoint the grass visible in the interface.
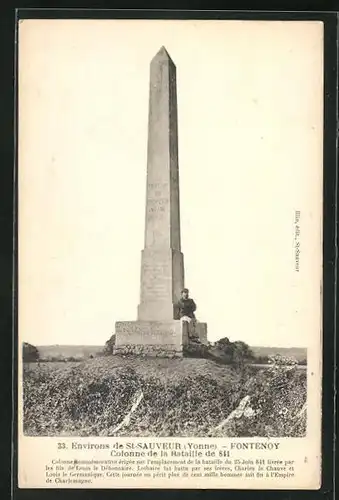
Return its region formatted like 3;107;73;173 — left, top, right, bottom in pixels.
23;355;307;438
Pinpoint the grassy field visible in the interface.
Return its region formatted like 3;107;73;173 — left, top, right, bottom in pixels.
23;355;307;438
36;344;307;362
250;345;307;361
36;344;103;359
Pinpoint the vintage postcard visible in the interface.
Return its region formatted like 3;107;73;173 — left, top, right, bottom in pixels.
17;19;323;489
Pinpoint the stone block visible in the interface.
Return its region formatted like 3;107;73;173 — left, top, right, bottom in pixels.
115;320;189;357
138;248;184;321
181;320;208;345
114;319;208;357
196;323;208;344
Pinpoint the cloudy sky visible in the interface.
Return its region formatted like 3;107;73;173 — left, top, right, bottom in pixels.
19;19;323;347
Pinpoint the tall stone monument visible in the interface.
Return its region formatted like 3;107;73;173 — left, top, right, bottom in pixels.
114;47;207;357
138;46;184;321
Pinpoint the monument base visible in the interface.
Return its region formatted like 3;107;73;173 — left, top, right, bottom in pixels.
114;320;208;357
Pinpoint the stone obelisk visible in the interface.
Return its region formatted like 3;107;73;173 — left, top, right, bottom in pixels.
137;46;184;321
114;47;207;357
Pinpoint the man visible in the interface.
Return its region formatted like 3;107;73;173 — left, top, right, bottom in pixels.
177;288;196;320
176;288;199;341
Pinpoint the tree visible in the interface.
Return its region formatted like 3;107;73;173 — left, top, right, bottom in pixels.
215;337;230;348
213;338;254;365
231;341;255;365
22;342;39;362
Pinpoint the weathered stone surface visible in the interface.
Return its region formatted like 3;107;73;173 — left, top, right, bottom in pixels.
114;320;208;358
196;323;208;344
116;320;187;348
138;248;184;320
114;47;208;357
113;344;183;358
181;320;208;344
137;47;184;321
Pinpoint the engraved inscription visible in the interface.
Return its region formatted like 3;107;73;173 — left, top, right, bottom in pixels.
148;182;169;190
117;323;176;335
147;197;169;217
147;206;165;213
141;261;171;300
148;198;168;205
142;262;170;276
116;322;178;345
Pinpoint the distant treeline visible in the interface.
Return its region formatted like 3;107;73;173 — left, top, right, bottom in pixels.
23;338;306;366
253;355;307;365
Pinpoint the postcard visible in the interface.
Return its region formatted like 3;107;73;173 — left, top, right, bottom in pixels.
18;18;323;489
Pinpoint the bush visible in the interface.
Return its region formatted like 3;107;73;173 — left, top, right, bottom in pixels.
214;338;255;365
103;334;116;355
22;342;39;362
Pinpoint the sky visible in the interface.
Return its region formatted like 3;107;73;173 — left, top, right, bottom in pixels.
18;19;323;347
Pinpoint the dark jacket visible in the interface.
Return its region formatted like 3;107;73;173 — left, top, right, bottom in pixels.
177;298;196;319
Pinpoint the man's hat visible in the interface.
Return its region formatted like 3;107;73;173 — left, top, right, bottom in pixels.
181;288;189;293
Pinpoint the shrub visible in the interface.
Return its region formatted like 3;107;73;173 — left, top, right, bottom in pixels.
103;334;116;355
214;338;255;366
215;337;230;347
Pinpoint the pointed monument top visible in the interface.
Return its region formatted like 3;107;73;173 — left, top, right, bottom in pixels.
157;46;171;57
151;46;175;66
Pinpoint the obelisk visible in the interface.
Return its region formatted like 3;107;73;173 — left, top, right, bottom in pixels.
114;47;207;357
137;46;185;321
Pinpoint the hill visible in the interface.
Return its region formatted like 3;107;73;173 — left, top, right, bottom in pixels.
23;355;306;438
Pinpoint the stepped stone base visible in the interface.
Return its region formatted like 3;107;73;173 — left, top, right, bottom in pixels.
114;319;208;357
